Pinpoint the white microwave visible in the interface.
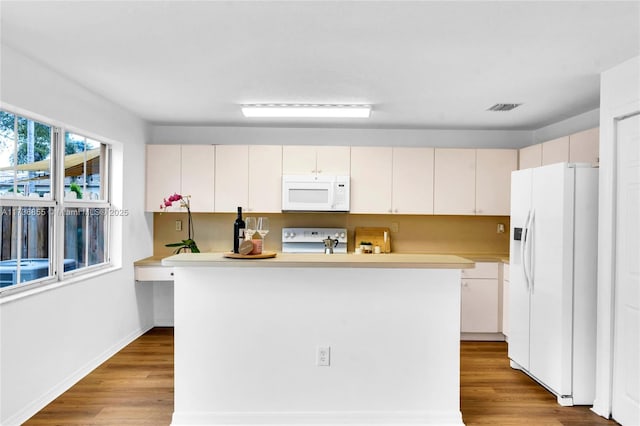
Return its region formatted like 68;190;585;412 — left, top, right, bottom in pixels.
282;175;350;212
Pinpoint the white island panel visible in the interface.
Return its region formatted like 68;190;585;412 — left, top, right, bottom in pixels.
172;263;464;426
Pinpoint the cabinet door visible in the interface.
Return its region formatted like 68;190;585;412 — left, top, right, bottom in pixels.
541;136;569;165
146;145;181;212
316;146;350;175
248;145;282;213
215;145;249;212
282;146;350;175
181;145;215;212
392;147;434;214
519;144;542;170
434;148;476;215
350;146;392;213
282;146;317;174
569;127;599;165
460;279;499;333
476;149;518;216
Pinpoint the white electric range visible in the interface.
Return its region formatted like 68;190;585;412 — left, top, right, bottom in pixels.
281;227;348;253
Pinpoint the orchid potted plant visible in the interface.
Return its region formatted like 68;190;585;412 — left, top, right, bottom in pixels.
161;193;200;253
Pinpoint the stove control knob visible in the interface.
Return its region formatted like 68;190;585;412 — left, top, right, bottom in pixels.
289;232;296;238
340;232;346;239
335;232;339;238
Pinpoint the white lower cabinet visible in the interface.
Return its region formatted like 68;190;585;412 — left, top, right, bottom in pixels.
134;266;174;281
461;279;499;332
135;266;175;326
460;262;502;340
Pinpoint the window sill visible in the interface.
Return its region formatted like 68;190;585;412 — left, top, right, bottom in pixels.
0;264;122;305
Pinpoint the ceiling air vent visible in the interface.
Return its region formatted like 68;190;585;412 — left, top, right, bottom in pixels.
487;103;522;112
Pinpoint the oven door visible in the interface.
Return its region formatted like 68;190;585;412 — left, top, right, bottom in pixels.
281;242;326;253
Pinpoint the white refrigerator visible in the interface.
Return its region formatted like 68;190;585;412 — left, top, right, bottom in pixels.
508;162;598;406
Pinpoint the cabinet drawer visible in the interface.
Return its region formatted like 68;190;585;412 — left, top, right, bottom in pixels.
135;266;174;282
461;262;499;279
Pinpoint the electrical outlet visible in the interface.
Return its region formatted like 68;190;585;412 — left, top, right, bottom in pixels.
391;222;399;233
175;220;182;231
497;223;505;234
317;346;330;366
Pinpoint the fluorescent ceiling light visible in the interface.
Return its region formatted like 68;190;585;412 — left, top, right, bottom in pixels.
241;104;371;118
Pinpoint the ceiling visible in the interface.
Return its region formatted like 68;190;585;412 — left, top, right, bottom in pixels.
1;1;638;130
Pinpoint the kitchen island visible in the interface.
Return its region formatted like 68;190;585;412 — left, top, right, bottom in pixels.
163;253;474;426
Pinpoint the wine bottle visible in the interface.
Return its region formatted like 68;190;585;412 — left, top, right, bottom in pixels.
233;207;246;253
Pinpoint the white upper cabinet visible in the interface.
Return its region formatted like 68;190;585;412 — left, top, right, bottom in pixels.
282;146;317;174
350;146;393;213
518;144;542;170
434;148;476;215
315;146;350;175
146;145;181;212
569;127;599;165
147;144;517;216
247;145;282;213
282;145;350;175
541;135;569;165
520;127;599;170
214;145;249;212
475;149;518;216
147;144;214;212
181;145;215;212
392;147;434;214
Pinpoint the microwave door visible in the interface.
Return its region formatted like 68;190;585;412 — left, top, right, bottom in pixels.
283;182;332;211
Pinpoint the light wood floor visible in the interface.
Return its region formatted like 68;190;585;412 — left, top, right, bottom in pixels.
25;328;618;425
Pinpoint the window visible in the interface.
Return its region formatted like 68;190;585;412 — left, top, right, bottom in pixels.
0;110;111;294
63;132;110;271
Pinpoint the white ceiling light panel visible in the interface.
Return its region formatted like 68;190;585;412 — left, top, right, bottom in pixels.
241;104;372;118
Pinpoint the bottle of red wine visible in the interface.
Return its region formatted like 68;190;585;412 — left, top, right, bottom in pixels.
233;207;245;253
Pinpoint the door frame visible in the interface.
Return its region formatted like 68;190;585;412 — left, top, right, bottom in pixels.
592;98;640;419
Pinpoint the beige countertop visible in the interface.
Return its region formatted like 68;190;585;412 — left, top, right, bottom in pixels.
160;252;475;269
454;253;509;263
135;253;509;268
133;256;166;267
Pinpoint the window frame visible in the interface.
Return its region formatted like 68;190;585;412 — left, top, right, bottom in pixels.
0;108;113;296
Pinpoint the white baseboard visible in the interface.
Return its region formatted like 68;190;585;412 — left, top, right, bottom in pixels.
460;332;506;341
3;325;153;426
171;410;465;426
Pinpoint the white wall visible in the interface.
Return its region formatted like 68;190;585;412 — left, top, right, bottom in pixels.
0;45;155;425
151;111;601;150
150;124;533;148
592;55;640;419
532;108;600;144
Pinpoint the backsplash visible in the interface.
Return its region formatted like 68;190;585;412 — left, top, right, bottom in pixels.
153;212;510;256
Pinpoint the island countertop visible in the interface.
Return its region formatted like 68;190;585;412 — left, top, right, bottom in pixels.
161;252;475;269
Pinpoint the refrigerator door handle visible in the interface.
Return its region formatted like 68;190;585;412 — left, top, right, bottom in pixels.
521;210;532;290
526;209;535;293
